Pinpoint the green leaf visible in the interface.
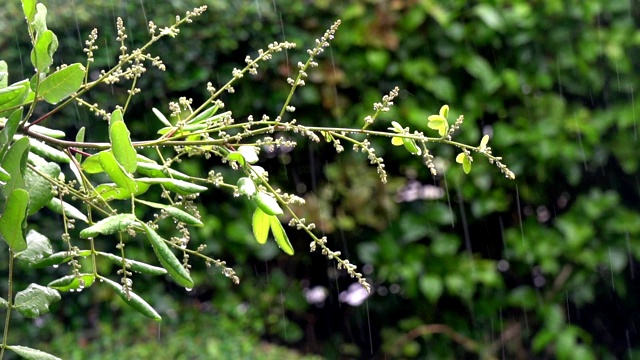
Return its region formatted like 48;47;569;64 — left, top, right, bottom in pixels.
0;189;29;252
15;230;53;264
109;109;137;173
26;123;66;138
31;250;91;269
0;80;30;110
270;216;294;255
31;3;48;35
47;273;95;292
402;138;422;155
152;108;171;127
237;177;257;197
100;277;161;321
391;136;403;146
252;207;270;245
187;104;221;124
0;108;23;161
7;345;61;360
79;213;138;239
46;198;88;223
419;274;443;303
456;152;472;174
136;161;191;181
38;63;84;104
74;127;85;162
427;115;448;137
135;199;203;226
156;123;206;135
390;121;404;133
1;137;30;196
0;61;7;88
14;283;61;318
21;0;36;22
80;151;104;174
30;29;58;73
439;104;449;119
254;192;283;216
0;166;9;182
479;134;490;151
99;150;138;194
140;222;194;288
16;135;69;163
25;162;61;215
225;151;245;166
97;252;168;276
135;177;207;196
0;297;7;309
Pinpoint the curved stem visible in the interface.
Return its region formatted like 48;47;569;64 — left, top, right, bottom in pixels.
0;251;15;359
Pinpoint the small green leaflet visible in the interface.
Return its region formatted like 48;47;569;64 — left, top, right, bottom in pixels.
100;276;161;321
7;345;61;360
0;189;29;252
252;207;270;244
79;213;138;239
48;273;95;292
269;216;294;255
14;283;61;318
140;222;194;288
254;192;283;216
456;152;472;174
109;109;137;173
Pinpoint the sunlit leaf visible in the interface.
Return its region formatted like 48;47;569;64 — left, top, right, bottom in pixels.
109;109;137;173
16;135;69;163
479;134;489;150
0;80;30;110
237;177;256;197
439;104;449;119
31;3;48;35
79;213;138;239
238;145;259;164
15;230;53;264
38;63;84;104
0;188;29;252
100;277;161;321
270;216;294;255
391;136;403;146
30;29;58;73
254;192;283;216
0;61;6;88
80;151;104;174
456;152;472;174
187;104;221;124
427;115;448;137
252;207;270;244
14;283;61;318
21;0;37;23
152;107;171;127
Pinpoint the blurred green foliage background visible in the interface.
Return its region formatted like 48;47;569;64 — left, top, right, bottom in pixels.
2;0;640;358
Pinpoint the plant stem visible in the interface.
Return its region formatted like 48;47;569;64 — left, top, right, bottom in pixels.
0;251;15;359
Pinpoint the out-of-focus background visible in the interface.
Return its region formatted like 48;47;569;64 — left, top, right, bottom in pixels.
2;0;640;358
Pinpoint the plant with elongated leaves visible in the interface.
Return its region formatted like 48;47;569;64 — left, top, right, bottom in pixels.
0;1;514;358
